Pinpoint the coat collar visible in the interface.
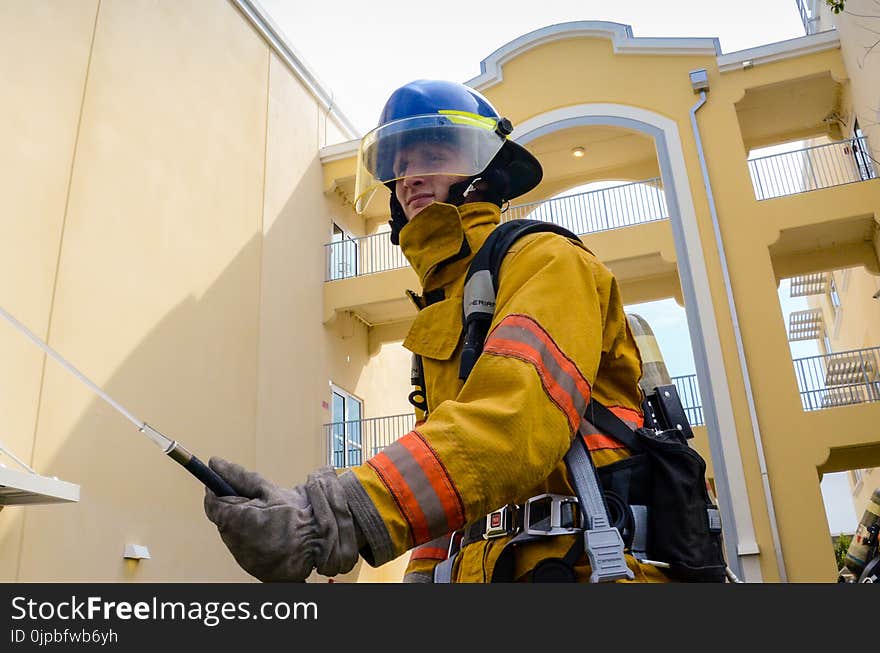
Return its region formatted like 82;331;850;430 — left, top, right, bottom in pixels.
398;202;500;291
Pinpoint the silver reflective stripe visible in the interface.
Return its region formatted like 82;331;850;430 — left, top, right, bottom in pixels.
381;440;453;539
463;269;496;321
491;322;588;421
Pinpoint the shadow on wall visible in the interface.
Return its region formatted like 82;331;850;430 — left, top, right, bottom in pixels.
0;154;336;581
1;236;261;582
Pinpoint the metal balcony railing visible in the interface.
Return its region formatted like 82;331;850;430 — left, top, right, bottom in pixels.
789;273;828;298
326;413;415;469
502;177;667;233
788;308;826;342
795;346;880;411
324;177;668;280
748;136;877;200
325;232;409;280
670;374;705;427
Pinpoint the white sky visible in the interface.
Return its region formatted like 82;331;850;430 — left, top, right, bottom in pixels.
258;1;862;537
258;0;807;136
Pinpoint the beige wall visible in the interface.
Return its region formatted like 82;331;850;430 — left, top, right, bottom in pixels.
810;0;880;160
820;267;880;350
0;0;351;581
0;0;100;582
833;0;880;163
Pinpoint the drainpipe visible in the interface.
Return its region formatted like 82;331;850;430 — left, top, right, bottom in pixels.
688;70;788;582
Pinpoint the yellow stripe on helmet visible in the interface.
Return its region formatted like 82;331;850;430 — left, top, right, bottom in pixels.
437;109;499;133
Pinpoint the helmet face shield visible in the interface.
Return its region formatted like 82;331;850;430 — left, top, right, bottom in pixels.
354;112;505;214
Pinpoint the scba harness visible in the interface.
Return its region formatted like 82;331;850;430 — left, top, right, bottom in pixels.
418;219;728;583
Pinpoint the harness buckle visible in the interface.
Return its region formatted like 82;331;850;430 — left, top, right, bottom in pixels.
524;493;582;536
448;529;464;557
483;504;521;539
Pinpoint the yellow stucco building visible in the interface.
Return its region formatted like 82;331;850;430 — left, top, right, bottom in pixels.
1;0;878;583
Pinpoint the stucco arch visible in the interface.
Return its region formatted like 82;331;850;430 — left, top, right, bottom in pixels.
510;103;763;581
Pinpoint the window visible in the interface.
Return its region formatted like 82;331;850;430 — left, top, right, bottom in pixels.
829;275;842;339
852;119;875;182
851;468;864;489
829;275;841;311
330;385;363;468
328;223;358;280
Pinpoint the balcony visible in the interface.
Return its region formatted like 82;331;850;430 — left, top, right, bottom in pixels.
795;0;820;35
326;413;415;469
788;308;825;342
789;272;828;297
795;346;880;411
748;136;877;201
324;177;668;281
671;373;705;427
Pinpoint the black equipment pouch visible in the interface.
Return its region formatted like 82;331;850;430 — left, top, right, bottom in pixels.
590;401;727;582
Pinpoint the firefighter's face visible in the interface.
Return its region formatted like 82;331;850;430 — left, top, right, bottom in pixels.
393;142;470;221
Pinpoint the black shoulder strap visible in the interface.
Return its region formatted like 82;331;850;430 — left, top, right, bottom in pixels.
459;219;581;380
583;399;642;452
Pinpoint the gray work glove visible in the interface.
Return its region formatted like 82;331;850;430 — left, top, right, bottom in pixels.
203;457;363;582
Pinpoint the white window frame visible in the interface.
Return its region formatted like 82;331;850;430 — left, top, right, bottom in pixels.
328;222;358;280
329;384;364;468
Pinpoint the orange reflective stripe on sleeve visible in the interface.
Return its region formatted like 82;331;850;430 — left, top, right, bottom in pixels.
483;314;592;434
410;545;449;561
367;431;465;544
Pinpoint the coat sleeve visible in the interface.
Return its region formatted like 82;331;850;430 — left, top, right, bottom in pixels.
340;233;623;566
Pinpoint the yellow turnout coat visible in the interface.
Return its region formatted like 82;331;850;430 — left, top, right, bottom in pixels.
339;201;669;583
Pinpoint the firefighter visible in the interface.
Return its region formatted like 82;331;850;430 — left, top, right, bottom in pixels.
203;79;669;583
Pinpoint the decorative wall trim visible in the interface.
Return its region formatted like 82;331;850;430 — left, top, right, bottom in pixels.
465;21;841;90
320;138;360;163
467;21;721;91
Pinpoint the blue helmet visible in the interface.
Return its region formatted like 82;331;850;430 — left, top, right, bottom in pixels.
354;80;543;239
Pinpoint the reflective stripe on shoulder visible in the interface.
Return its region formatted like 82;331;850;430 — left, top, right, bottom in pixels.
367;431;465;544
483;313;591;434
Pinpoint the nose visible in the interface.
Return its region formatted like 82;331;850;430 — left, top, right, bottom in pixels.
402;174;425;189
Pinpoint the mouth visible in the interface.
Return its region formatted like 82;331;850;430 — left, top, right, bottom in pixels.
406;193;433;207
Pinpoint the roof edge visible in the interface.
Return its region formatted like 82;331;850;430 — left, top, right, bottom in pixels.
231;0;360;139
717;29;840;73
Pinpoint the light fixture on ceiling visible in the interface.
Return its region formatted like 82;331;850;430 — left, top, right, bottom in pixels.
571;146;586;158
